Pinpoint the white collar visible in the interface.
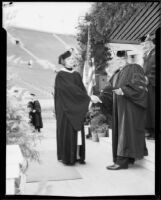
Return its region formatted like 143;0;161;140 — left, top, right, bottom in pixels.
60;67;75;73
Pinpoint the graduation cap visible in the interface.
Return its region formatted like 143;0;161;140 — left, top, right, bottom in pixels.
116;51;127;57
58;50;72;64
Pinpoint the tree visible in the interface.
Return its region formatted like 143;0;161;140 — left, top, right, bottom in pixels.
77;2;149;73
7;72;40;162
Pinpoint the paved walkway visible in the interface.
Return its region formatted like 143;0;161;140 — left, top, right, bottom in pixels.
24;118;155;197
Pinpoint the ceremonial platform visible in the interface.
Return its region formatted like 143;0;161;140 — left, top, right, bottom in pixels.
22;100;155;196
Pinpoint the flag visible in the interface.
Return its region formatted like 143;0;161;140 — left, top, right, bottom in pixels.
86;57;96;96
82;25;96;97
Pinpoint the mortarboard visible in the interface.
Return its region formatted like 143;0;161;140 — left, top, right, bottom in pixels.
58;50;72;64
116;51;127;57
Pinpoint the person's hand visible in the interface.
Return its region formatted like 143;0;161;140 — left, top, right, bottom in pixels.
112;88;124;95
90;95;102;103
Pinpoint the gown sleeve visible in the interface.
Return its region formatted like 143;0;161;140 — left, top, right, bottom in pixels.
74;72;87;92
55;72;90;131
121;64;148;109
99;83;113;116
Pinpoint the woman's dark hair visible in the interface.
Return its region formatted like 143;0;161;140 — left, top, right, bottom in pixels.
58;51;71;64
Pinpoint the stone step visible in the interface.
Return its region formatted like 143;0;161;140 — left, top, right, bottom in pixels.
99;129;155;172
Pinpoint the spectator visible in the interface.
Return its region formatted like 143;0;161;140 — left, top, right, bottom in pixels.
141;34;155;140
54;49;100;165
28;94;43;133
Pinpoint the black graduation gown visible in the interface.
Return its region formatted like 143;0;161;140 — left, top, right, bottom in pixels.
99;83;114;116
27;101;34;125
54;70;90;165
99;84;113;127
143;49;155;132
32;100;43;129
101;64;148;162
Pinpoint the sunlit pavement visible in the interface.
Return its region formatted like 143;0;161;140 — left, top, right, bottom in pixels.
24;116;155;196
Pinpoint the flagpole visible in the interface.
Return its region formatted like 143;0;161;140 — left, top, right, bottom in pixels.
82;21;91;90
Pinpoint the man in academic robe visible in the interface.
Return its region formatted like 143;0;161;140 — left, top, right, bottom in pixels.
54;49;100;165
141;35;155;140
96;51;148;170
29;94;43;132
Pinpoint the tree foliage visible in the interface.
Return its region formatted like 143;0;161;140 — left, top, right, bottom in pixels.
77;2;149;73
7;73;40;162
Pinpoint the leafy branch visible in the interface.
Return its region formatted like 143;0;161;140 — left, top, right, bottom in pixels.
77;2;149;73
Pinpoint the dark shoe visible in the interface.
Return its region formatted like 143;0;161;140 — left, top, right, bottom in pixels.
76;159;86;164
79;160;86;164
128;158;135;165
86;134;92;139
63;162;75;166
106;164;128;170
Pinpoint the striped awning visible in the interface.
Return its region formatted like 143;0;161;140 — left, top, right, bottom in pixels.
109;2;161;44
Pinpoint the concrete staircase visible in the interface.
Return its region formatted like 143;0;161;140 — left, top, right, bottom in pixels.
40;99;155;172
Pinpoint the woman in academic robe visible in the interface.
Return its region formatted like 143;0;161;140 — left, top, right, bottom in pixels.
54;49;100;165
